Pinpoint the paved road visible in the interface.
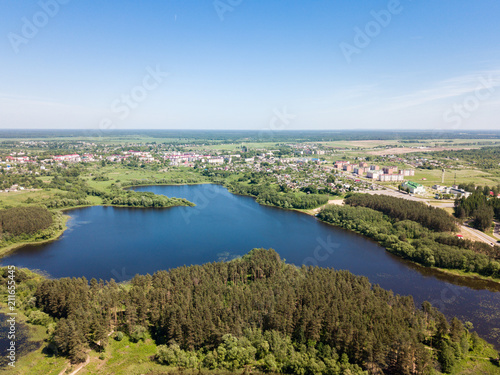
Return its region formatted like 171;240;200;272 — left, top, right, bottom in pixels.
461;225;498;247
359;188;499;246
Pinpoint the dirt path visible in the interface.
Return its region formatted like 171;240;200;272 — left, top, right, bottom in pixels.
309;199;344;215
56;330;115;375
58;354;90;375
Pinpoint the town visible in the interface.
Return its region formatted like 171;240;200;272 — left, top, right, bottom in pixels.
0;141;480;201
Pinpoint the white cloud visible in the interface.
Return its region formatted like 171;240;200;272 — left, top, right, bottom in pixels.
382;69;500;112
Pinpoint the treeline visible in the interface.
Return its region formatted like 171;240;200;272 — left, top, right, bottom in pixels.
105;190;195;208
121;177;206;187
345;194;457;232
0;206;53;238
11;249;480;373
229;183;328;209
78;185;195;209
317;205;500;278
44;196;91;209
435;235;500;261
455;190;500;232
2;128;500;141
0;207;65;248
42;189;194;210
458;183;500;196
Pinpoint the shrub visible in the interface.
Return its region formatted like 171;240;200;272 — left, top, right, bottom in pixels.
129;325;147;342
27;310;52;327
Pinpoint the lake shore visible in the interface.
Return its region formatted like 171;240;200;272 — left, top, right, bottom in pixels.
0;190;196;259
3;187;499;288
0;212;70;259
300;202;500;287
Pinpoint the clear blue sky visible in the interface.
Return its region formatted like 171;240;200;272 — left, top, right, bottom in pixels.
1;0;499;131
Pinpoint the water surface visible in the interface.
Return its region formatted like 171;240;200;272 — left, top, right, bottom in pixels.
0;313;41;368
2;184;500;348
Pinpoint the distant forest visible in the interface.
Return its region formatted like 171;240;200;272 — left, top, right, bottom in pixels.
3;249;484;374
2;129;500;143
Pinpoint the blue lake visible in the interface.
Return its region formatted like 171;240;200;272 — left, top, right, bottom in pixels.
2;184;500;348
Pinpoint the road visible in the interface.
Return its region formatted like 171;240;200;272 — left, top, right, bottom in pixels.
358;188;499;247
461;225;497;247
341;170;499;246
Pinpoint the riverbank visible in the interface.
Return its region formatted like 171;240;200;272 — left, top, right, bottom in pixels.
308;203;500;287
428;267;500;287
232;191;500;286
302;198;345;215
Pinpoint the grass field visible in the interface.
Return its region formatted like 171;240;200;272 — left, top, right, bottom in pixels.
0;189;66;208
0;165;208;210
85;165;209;190
452;341;500;375
320;140;404;149
412;169;500;187
318;138;500;150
